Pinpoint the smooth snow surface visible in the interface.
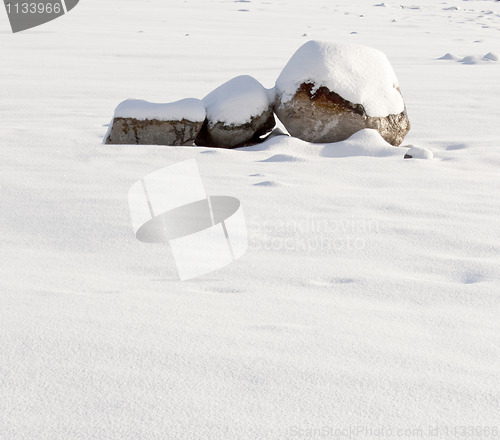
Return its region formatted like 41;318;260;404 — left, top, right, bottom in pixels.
1;0;500;439
276;40;405;117
202;75;271;126
113;98;206;121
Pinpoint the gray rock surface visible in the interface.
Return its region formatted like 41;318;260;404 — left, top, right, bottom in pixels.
195;75;275;148
105;117;203;146
196;109;275;149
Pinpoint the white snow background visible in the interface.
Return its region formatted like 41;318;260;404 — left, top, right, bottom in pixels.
1;0;499;439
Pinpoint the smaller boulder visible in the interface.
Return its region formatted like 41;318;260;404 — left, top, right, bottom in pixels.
105;98;206;146
196;75;275;148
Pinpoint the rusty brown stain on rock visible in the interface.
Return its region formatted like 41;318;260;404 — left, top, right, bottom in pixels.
298;83;366;117
275;82;410;146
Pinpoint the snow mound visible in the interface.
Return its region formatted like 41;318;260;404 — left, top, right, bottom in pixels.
438;53;459;61
483;52;498;62
202;75;272;126
460;55;484;65
439;53;498;64
242;133;315;156
275;40;404;118
321;129;402;158
259;153;306;163
404;146;434;160
113;98;206;122
243;129;402;159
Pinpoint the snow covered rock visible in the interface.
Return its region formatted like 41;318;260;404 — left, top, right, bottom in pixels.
404;145;434;160
105;98;206;146
274;40;411;146
195;75;275;148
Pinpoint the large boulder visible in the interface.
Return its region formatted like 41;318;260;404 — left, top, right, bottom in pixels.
274;40;410;146
105;98;206;146
195;75;275;148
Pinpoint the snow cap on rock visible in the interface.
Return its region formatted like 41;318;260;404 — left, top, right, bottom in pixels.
202;75;272;126
276;40;405;118
114;98;206;122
